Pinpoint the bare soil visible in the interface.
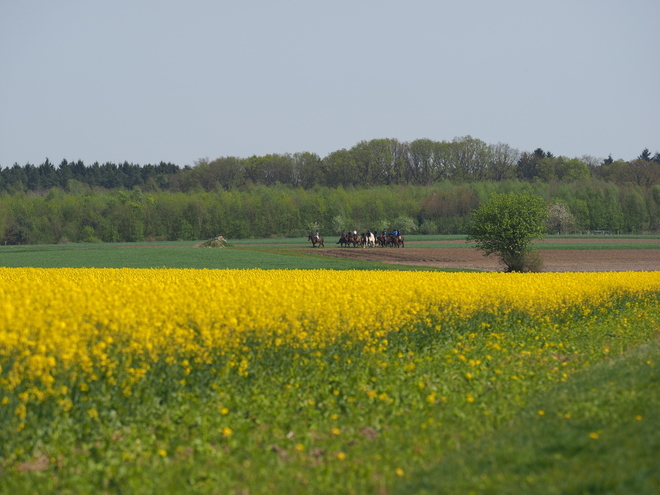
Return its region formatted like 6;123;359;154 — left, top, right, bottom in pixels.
297;239;660;272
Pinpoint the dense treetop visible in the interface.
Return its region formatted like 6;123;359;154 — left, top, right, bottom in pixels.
1;137;659;193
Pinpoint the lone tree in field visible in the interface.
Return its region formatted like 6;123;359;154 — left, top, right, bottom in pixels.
466;193;548;272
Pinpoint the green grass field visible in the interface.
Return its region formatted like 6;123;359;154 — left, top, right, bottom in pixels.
400;341;660;494
2;235;658;270
0;243;353;270
0;242;448;270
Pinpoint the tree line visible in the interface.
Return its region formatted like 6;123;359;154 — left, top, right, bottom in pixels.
0;159;180;193
2;137;659;193
2;179;660;245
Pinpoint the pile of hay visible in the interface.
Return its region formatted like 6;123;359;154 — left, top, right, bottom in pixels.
195;236;229;248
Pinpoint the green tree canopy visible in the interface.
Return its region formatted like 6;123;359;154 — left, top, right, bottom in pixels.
466;193;548;272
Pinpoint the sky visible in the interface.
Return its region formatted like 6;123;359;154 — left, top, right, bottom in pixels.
1;0;658;169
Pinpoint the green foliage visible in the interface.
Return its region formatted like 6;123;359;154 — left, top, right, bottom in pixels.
4;141;657;199
467;193;548;272
81;226;101;243
401;341;660;494
391;215;417;234
3;177;660;245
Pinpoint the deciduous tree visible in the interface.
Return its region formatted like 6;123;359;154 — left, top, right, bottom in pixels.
466;193;547;272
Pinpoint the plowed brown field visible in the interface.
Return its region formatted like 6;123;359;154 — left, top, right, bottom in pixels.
297;238;660;272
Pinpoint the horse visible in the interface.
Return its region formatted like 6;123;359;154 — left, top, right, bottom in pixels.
351;234;363;248
388;234;404;247
337;233;350;247
363;232;375;248
308;234;324;247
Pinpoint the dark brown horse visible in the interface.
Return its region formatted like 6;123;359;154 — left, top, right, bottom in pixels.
337;233;350;247
308;234;324;247
387;234;404;247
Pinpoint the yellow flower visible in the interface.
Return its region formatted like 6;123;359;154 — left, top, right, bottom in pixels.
395;468;404;477
336;452;346;460
158;449;167;457
222;427;233;437
15;404;26;420
2;266;660;445
331;427;341;436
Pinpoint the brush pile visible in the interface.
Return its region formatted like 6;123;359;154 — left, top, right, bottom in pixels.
195;235;229;248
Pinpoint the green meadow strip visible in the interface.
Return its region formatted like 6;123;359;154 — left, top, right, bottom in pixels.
400;341;660;494
535;242;660;250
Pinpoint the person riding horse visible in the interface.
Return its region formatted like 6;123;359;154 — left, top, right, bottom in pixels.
337;231;350;247
308;233;324;247
388;229;404;247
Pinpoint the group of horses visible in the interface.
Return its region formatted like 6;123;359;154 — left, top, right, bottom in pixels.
308;231;404;248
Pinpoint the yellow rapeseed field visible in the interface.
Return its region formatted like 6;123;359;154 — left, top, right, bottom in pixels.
1;268;659;425
2;268;660;493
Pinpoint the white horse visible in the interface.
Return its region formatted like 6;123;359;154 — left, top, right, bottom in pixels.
364;232;375;248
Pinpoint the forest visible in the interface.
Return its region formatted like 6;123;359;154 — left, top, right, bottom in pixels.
1;136;659;244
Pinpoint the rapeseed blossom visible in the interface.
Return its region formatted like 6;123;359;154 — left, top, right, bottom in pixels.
1;268;659;429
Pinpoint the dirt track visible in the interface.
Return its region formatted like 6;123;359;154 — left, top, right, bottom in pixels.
297;242;660;272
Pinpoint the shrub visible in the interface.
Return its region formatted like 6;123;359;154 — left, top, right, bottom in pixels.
467;193;547;272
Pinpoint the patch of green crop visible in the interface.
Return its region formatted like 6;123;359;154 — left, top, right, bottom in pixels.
0;243;460;271
400;341;660;494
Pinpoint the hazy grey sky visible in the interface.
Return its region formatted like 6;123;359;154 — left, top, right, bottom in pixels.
1;0;658;168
